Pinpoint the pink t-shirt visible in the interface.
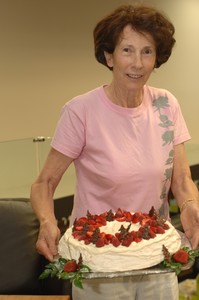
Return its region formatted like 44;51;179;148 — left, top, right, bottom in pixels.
51;85;191;224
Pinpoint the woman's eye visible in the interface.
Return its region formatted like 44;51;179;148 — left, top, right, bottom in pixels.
123;48;130;52
143;48;153;55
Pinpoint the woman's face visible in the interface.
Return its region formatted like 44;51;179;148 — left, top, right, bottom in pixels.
105;25;156;93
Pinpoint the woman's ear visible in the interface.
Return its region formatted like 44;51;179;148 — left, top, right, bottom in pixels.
104;51;113;68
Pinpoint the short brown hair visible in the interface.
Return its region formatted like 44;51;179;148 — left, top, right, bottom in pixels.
94;5;175;69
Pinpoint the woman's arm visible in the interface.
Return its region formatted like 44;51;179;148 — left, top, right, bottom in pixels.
30;147;74;260
171;143;199;249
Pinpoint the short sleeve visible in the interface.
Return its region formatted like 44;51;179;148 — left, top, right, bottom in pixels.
51;102;86;159
169;93;191;145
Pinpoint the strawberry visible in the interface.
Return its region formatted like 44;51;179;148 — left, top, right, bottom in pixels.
115;208;124;218
132;212;143;223
115;232;121;240
156;226;165;234
149;228;156;238
78;234;87;241
122;237;133;247
76;217;88;226
150;219;158;227
140;217;151;226
105;234;113;242
88;224;95;231
88;219;96;225
173;249;189;264
84;239;91;245
150;226;158;234
100;232;106;239
115;216;126;222
96;237;105;247
132;215;139;224
99;212;107;218
111;236;121;247
64;260;78;273
95;216;106;226
124;211;133;222
72;232;82;240
162;223;170;230
86;231;93;238
75;226;83;231
134;237;142;243
130;231;137;238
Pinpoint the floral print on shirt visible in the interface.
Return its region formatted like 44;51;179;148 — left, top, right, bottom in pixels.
152;95;174;207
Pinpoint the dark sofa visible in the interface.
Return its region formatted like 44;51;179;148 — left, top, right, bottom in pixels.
0;198;70;296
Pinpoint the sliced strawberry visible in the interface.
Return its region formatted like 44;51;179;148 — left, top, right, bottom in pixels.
132;212;143;223
100;232;106;239
115;208;124;218
76;217;88;226
87;224;95;231
75;226;83;231
86;231;93;238
140;217;151;226
88;219;96;225
72;232;81;240
105;234;113;241
95;216;106;226
78;234;87;241
115;216;126;222
124;211;133;222
99;212;107;218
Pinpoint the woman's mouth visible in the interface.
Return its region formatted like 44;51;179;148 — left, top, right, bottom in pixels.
127;74;143;79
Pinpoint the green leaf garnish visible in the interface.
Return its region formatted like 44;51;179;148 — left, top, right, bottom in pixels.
39;255;91;289
160;246;199;275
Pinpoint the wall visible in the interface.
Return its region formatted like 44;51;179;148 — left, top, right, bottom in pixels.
0;0;199;143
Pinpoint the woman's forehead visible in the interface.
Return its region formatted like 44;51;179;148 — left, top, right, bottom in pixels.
117;25;155;47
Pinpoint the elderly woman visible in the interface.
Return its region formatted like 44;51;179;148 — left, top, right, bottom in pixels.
31;4;199;300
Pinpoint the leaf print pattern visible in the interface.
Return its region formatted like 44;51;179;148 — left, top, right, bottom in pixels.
152;96;174;202
159;115;173;128
152;96;170;111
160;150;174;200
162;131;174;146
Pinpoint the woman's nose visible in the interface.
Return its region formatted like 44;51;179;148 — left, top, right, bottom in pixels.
132;53;143;69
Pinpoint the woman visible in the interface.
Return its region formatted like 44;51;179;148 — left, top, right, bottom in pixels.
31;4;199;300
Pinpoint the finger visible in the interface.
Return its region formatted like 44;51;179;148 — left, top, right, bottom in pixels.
190;239;198;250
36;239;55;261
190;234;199;250
47;238;59;256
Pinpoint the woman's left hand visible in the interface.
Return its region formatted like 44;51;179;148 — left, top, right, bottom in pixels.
180;202;199;249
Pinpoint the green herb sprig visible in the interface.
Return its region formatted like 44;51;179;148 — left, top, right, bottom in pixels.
160;246;199;275
39;256;91;289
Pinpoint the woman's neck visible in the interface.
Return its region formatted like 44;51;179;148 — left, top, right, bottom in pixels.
104;84;143;108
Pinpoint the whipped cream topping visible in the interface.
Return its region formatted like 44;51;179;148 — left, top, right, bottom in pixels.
58;219;181;272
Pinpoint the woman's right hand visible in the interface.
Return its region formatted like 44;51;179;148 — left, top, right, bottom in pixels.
36;220;61;261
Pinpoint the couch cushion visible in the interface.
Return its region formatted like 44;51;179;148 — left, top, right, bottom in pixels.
0;198;42;294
